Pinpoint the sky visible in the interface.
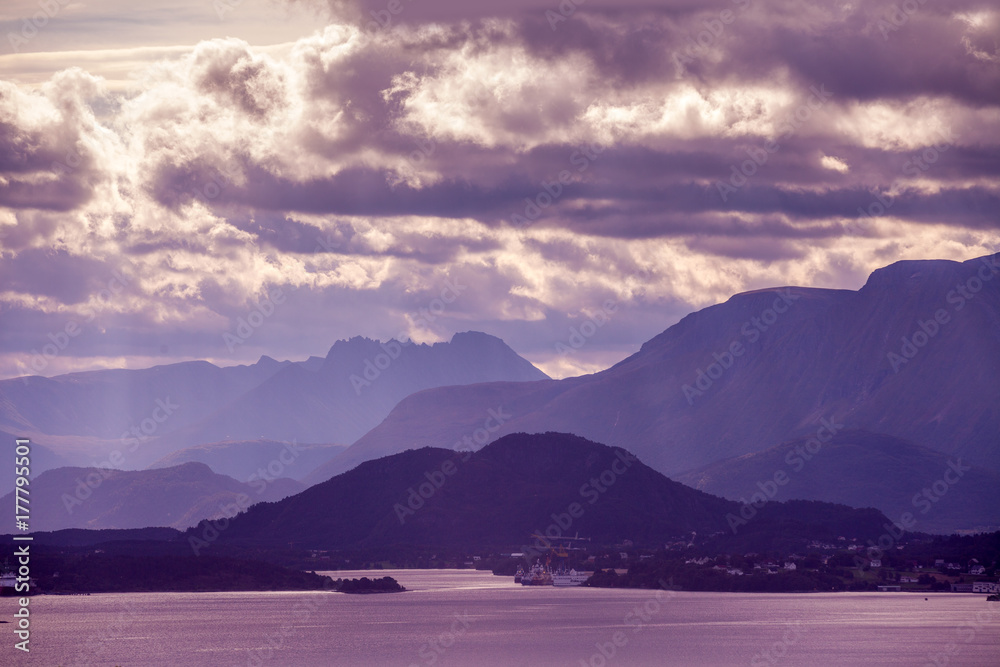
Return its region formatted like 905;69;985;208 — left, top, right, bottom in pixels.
0;0;998;380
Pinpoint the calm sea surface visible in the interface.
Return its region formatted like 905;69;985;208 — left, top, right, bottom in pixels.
3;569;998;666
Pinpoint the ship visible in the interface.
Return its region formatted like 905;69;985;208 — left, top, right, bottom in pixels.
520;562;554;586
551;567;591;587
0;569;16;597
0;560;37;597
516;541;592;586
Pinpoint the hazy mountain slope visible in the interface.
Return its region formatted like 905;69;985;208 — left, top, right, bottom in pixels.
301;378;577;485
0;462;303;531
2;331;549;470
148;440;346;482
0;428;72;497
0;357;293;474
208;432;891;551
0;356;289;439
158;331;550;452
677;431;1000;534
314;254;1000;484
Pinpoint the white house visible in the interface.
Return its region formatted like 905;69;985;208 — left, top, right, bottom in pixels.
972;581;1000;594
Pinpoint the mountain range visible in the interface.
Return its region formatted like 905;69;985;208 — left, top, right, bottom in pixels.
198;432;892;552
148;439;346;482
4;254;997;535
0;331;549;481
0;462;303;531
303;254;1000;533
677;430;1000;533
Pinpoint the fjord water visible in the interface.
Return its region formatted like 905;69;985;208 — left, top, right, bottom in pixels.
5;570;998;666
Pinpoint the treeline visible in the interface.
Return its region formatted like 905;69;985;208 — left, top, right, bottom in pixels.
585;562;848;592
29;551;333;593
332;576;405;593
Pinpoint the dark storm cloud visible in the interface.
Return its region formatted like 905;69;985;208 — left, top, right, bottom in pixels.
148;141;999;239
0;249;117;305
124;4;999;243
221;213;501;262
0;120;96;211
684;235;810;262
724;7;1000;107
1;0;997;379
0;176;92;211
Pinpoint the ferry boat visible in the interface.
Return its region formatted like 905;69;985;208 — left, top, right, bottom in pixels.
520;562;554;586
551;568;591;587
0;560;37;596
0;563;20;597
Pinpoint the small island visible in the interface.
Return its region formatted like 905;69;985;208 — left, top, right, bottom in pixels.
332;576;406;594
28;551;335;593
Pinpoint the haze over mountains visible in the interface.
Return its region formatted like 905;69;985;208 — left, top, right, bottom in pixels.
677;431;1000;534
0;332;548;479
0;462;303;532
148;440;347;483
156;331;549;453
304;254;1000;532
4;254;997;535
320;255;1000;480
200;432;891;552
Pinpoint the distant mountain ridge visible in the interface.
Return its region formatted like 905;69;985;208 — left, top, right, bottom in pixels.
153;331;549;459
148;440;346;482
201;432;892;551
0;462;304;531
0;331;549;472
677;430;1000;534
303;254;1000;535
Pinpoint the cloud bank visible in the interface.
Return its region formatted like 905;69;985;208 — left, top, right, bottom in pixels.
0;0;997;378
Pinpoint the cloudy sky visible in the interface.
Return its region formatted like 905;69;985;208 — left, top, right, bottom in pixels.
0;0;997;380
